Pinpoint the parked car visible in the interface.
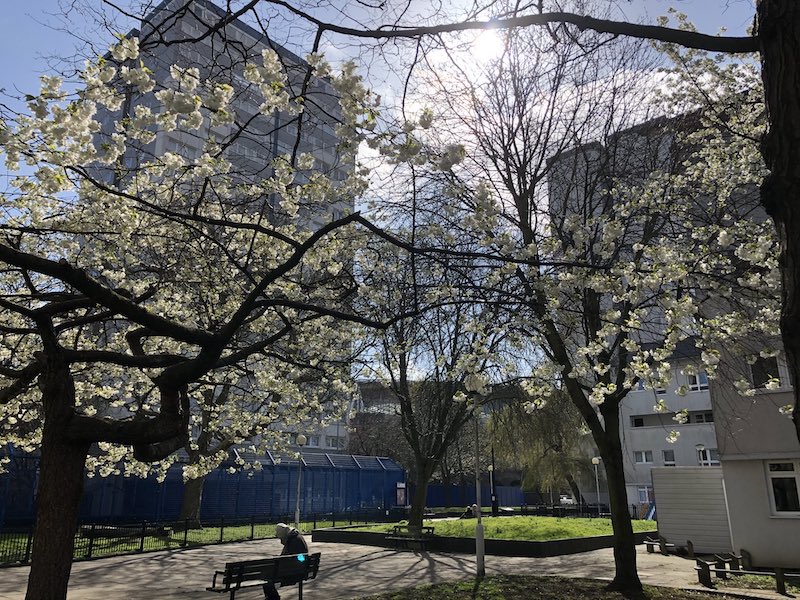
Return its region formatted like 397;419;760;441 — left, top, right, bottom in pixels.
559;495;575;505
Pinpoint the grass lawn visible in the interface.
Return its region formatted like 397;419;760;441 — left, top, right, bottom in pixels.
353;575;741;600
361;516;656;541
0;518;344;564
715;573;800;595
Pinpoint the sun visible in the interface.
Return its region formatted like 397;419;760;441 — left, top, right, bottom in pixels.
472;29;506;64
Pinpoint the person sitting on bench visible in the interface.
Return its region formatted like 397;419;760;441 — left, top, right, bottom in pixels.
263;523;309;600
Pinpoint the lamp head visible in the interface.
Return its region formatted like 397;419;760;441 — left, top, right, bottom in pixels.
591;457;601;465
296;433;307;447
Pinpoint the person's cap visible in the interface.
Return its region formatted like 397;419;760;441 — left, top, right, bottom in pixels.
276;522;291;542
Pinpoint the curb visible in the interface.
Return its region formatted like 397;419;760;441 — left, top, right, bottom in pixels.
311;527;656;557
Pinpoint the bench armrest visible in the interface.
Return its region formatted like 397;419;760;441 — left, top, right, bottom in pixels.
210;570;226;588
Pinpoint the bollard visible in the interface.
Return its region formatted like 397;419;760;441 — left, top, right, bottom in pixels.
139;521;146;552
775;568;786;595
87;524;95;559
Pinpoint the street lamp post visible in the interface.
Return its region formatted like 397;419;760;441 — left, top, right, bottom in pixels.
592;457;601;517
488;465;498;517
295;434;307;529
474;399;485;578
695;443;706;467
489;446;498;517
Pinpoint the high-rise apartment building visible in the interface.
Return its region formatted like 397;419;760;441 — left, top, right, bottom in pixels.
95;0;355;452
97;0;352;227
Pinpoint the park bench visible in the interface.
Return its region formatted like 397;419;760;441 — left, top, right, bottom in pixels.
643;535;692;556
695;555;799;595
207;552;321;600
385;525;435;551
644;536;675;555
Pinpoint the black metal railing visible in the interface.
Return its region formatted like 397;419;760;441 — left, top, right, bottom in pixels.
0;508;396;567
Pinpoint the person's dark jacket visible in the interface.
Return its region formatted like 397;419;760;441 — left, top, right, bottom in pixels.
281;529;308;556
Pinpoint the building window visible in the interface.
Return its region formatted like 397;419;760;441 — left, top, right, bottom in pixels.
634;450;653;464
698;448;719;466
307;435;320;448
693;411;714;424
766;461;800;514
688;372;709;392
662;450;676;466
637;486;654;503
631;416;644;428
752;356;780;389
326;435;344;449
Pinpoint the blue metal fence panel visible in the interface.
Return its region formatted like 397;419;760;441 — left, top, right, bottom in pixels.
0;452;405;527
424;484;523;508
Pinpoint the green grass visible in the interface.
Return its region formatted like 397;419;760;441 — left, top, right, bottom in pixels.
361;516;656;541
353;574;741;600
714;573;800;595
0;517;358;565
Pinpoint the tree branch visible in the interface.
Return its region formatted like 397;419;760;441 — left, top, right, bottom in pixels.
268;4;758;53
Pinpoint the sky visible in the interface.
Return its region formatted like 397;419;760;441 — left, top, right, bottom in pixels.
0;0;756;103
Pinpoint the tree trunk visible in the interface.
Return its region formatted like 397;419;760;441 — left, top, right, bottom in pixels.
597;403;642;592
407;466;432;530
565;472;585;505
178;475;206;529
25;358;89;600
602;447;641;591
757;0;800;443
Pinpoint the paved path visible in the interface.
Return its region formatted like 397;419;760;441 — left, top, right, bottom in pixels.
0;540;784;599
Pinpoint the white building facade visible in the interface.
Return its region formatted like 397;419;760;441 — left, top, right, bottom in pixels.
710;350;800;568
619;341;719;512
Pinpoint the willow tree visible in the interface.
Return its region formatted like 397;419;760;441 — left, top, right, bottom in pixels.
491;390;593;504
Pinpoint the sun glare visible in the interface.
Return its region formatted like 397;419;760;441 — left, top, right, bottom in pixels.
472;29;506;63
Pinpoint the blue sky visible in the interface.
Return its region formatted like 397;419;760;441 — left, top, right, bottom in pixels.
0;1;756;100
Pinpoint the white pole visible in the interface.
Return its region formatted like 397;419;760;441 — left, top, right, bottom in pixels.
295;434;307;528
594;464;600;516
474;399;485;577
592;457;601;517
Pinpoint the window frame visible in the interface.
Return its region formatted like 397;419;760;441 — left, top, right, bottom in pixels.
693;411;714;424
687;372;709;392
662;449;676;466
637;485;654;503
325;435;345;449
698;448;720;466
751;356;780;389
634;450;653;464
765;460;800;517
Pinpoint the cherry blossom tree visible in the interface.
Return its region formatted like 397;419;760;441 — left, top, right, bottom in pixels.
227;0;800;447
0;35;382;599
357;17;775;588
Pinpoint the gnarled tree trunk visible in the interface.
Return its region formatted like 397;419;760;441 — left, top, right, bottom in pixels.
25;356;89;600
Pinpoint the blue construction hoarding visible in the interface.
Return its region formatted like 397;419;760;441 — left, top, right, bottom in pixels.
0;450;405;527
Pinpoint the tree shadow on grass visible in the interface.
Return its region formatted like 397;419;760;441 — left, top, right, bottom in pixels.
470;576;483;598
